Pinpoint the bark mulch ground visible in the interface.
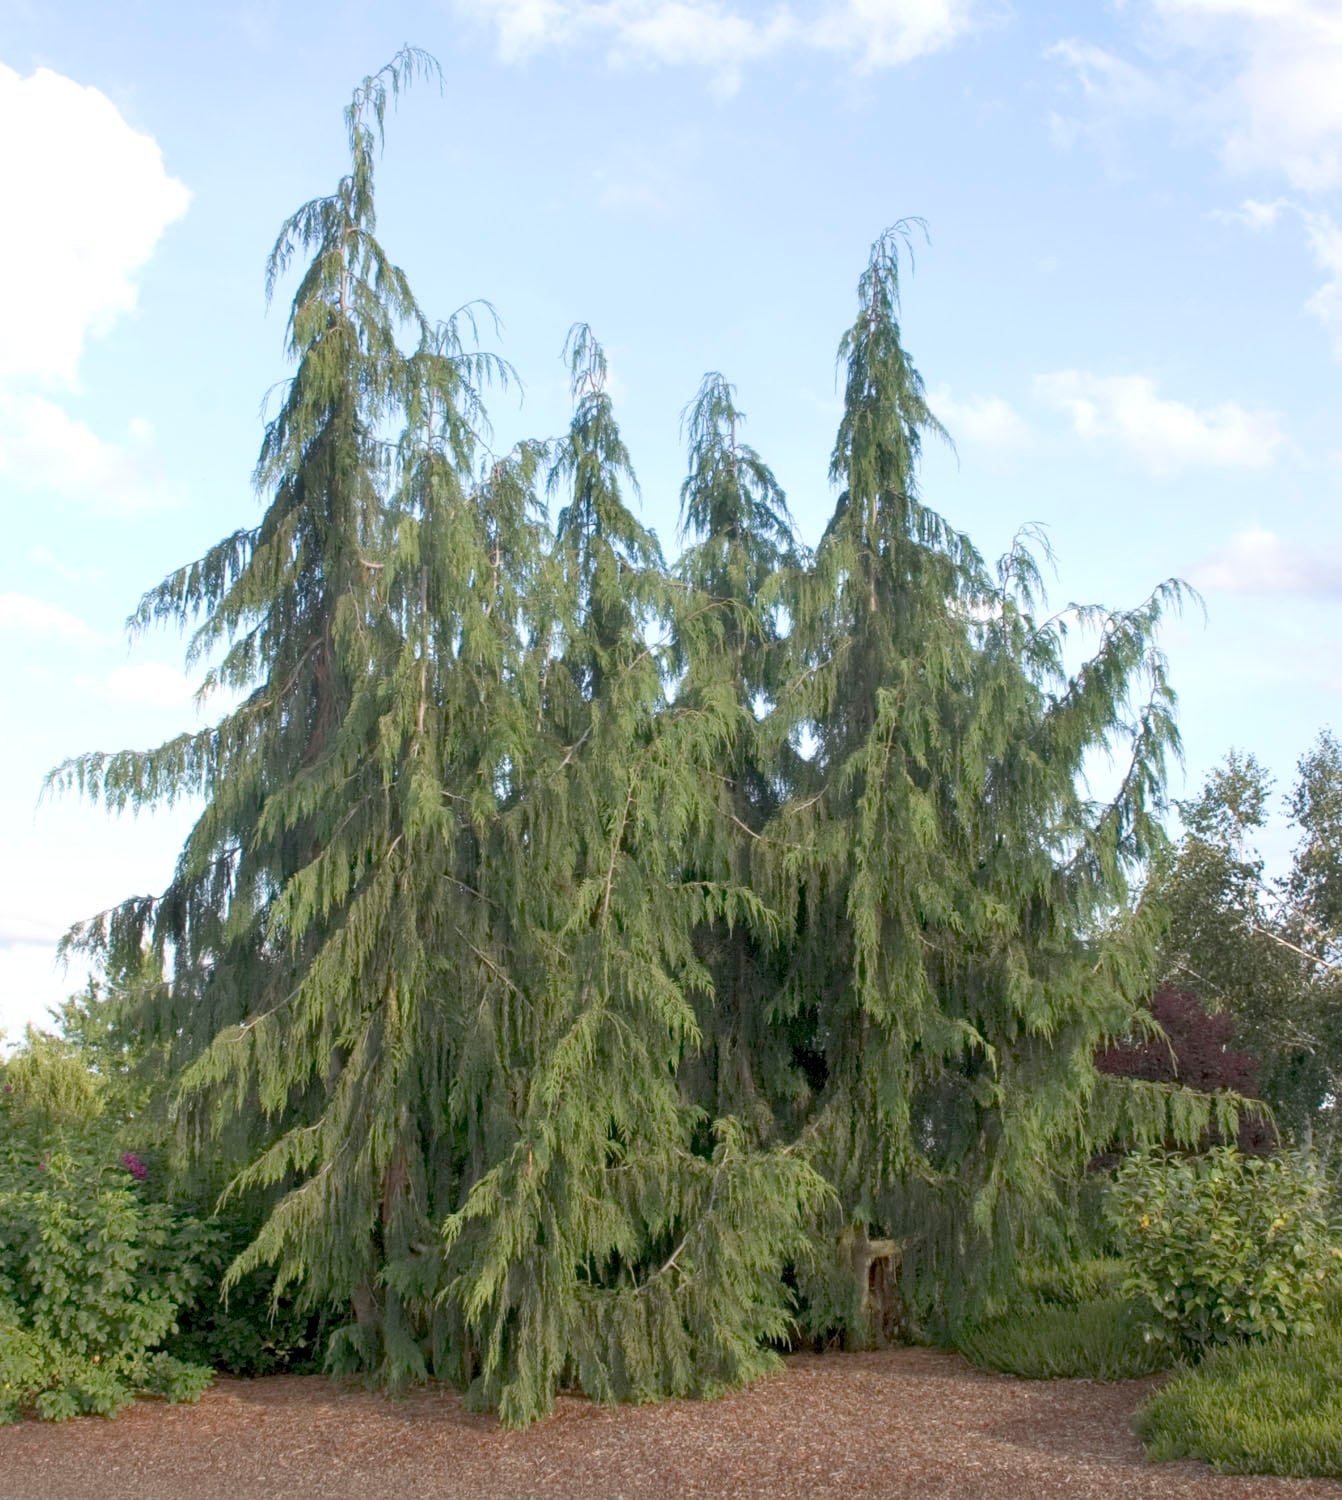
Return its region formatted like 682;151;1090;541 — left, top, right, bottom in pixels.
3;1348;1340;1500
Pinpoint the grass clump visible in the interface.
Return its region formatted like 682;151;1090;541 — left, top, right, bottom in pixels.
1137;1331;1342;1477
1017;1256;1127;1307
956;1297;1170;1382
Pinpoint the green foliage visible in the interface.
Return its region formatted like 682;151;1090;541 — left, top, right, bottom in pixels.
956;1297;1168;1381
1017;1255;1127;1308
1153;735;1342;1143
1136;1299;1342;1476
165;1213;337;1376
43;54;1251;1425
1109;1147;1341;1355
0;1128;212;1422
444;1119;830;1425
955;1252;1158;1382
756;219;1223;1334
0;1026;104;1134
0;1304;48;1424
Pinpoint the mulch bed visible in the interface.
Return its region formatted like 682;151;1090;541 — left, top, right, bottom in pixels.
3;1347;1338;1499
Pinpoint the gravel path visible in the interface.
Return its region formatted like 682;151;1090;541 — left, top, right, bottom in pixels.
3;1348;1339;1499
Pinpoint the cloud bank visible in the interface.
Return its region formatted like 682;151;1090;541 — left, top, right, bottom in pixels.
0;64;187;513
1191;525;1342;597
1034;371;1284;475
455;0;982;84
1051;1;1342;192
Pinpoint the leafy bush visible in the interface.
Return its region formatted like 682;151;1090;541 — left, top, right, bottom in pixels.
2;1012;332;1388
1136;1307;1342;1476
956;1297;1170;1381
1108;1147;1341;1355
0;1136;213;1422
165;1213;336;1376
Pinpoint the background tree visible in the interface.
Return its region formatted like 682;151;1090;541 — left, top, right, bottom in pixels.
1154;734;1342;1143
1096;985;1270;1153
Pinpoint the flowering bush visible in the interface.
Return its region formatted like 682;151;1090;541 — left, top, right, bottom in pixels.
1108;1147;1341;1356
0;1137;213;1422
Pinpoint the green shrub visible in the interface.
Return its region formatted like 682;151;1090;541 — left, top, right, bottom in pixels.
1108;1147;1341;1356
0;1139;213;1422
956;1297;1170;1381
165;1212;337;1376
1136;1324;1342;1476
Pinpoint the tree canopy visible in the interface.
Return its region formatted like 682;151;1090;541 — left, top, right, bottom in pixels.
49;52;1242;1424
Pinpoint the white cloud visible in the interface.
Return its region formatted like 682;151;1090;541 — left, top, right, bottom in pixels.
0;64;190;388
1218;196;1342;358
0;914;67;951
1045;38;1169;153
0;391;172;514
1216;195;1289;231
1299;208;1342;356
1159;0;1342;192
1051;2;1342;191
1033;370;1285;475
0;592;100;647
0;65;186;515
811;0;980;70
930;386;1031;448
1190;525;1342;596
455;0;982;81
1053;9;1342;358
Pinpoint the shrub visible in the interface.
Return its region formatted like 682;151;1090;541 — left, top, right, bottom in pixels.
1108;1146;1340;1356
0;1138;213;1422
2;1015;331;1389
956;1297;1170;1381
165;1211;337;1376
1136;1309;1342;1476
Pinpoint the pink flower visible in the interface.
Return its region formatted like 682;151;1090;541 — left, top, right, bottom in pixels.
121;1151;148;1181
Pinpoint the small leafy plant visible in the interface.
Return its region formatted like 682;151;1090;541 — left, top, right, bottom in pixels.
1108;1146;1341;1356
0;1135;213;1422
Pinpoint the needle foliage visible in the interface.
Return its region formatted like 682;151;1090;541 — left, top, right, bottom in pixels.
51;59;1240;1424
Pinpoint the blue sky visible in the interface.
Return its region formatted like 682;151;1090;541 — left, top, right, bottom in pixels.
2;0;1341;1036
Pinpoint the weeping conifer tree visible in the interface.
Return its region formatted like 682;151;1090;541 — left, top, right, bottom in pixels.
671;374;807;1136
51;64;1247;1425
761;223;1231;1337
438;330;828;1426
49;49;540;1385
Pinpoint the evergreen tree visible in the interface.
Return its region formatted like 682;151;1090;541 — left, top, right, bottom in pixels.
47;68;1250;1413
439;333;828;1425
763;224;1228;1337
546;324;663;717
673;373;805;1134
48;50;512;1384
